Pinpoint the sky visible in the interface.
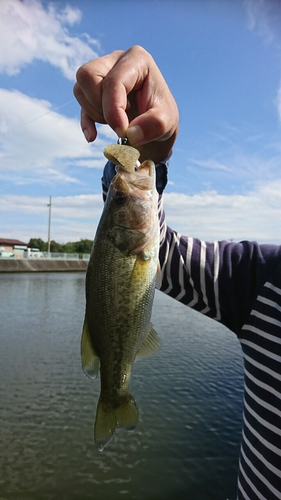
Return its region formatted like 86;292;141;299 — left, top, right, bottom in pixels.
1;0;281;244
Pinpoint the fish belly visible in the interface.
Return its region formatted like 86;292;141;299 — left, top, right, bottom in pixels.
85;235;157;450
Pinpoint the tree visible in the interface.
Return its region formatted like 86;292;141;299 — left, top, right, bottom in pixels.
28;238;46;251
27;237;93;254
62;242;76;253
74;239;92;254
50;240;61;253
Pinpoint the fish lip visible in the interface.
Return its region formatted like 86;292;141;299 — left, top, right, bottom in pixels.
110;171;154;199
136;159;155;179
117;160;155;179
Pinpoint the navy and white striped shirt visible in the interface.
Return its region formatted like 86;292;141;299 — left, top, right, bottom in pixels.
102;160;281;499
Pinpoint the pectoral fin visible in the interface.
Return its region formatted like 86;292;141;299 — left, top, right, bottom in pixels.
81;314;100;379
135;323;161;360
107;227;145;254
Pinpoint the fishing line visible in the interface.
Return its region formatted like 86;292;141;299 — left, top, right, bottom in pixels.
0;97;76;138
22;98;76;127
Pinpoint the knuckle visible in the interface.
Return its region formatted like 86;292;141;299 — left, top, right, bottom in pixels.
130;45;148;57
127;45;154;66
155;112;168;136
131;44;145;54
76;62;92;85
73;82;82;100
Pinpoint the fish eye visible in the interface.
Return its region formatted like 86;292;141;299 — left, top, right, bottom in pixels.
113;191;126;206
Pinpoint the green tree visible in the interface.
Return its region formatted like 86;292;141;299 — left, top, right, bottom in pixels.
50;240;62;253
28;238;46;251
62;242;76;253
27;237;93;254
74;239;93;254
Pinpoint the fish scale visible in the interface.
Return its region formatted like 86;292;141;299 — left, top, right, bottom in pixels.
81;144;161;451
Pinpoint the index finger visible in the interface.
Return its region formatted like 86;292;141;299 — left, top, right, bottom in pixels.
100;46;151;136
75;50;127;134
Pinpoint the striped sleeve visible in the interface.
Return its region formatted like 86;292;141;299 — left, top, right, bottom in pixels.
158;226;222;320
158;212;281;334
237;271;281;499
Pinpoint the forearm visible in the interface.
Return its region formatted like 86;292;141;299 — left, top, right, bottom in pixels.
158;222;281;334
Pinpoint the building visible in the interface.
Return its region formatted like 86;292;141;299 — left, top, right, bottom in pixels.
0;238;27;252
0;238;28;258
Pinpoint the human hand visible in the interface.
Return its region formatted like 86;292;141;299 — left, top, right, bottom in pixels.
73;45;179;164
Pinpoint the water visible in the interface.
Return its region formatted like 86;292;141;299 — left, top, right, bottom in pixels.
0;273;244;500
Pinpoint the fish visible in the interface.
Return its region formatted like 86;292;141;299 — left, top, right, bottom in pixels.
81;143;161;451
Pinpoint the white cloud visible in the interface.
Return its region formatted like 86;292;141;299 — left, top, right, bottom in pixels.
0;0;99;80
245;0;281;45
0;89;117;183
76;159;105;169
186;133;281;191
56;5;82;26
0;193;103;219
277;84;281;121
245;0;281;121
189;158;231;173
0;193;104;242
163;180;281;244
1;179;281;244
0;216;100;244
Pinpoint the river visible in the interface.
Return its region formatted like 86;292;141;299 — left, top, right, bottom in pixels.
0;272;244;500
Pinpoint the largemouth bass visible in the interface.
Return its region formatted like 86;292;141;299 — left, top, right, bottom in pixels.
81;144;161;451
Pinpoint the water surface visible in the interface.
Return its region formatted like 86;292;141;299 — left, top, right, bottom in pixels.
0;273;244;500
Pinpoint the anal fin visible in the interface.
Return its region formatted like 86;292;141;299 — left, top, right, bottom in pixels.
135;323;161;360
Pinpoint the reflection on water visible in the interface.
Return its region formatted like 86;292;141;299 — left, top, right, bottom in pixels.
0;273;244;500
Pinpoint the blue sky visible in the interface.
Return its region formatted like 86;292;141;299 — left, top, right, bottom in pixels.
1;0;281;243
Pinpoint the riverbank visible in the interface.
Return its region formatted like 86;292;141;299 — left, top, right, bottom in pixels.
0;259;88;273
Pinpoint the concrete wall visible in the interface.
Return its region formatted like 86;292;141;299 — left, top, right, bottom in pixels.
0;259;88;273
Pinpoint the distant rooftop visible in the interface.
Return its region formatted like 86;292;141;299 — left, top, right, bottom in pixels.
0;238;27;246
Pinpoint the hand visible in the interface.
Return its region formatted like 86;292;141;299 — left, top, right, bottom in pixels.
73;45;179;163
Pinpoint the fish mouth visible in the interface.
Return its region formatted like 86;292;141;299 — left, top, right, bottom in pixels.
103;144;155;178
111;172;155;211
111;159;156;202
117;159;155;179
136;159;155;179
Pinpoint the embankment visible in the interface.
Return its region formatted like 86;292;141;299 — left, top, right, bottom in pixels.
0;259;88;273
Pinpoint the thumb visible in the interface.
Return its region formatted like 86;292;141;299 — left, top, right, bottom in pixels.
127;107;177;147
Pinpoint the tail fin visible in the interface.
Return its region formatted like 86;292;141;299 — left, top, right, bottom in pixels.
94;394;139;451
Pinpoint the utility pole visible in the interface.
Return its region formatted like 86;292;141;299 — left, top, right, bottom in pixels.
47;196;52;256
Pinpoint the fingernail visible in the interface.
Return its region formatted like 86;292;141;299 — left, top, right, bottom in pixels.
127;125;144;145
83;128;91;142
